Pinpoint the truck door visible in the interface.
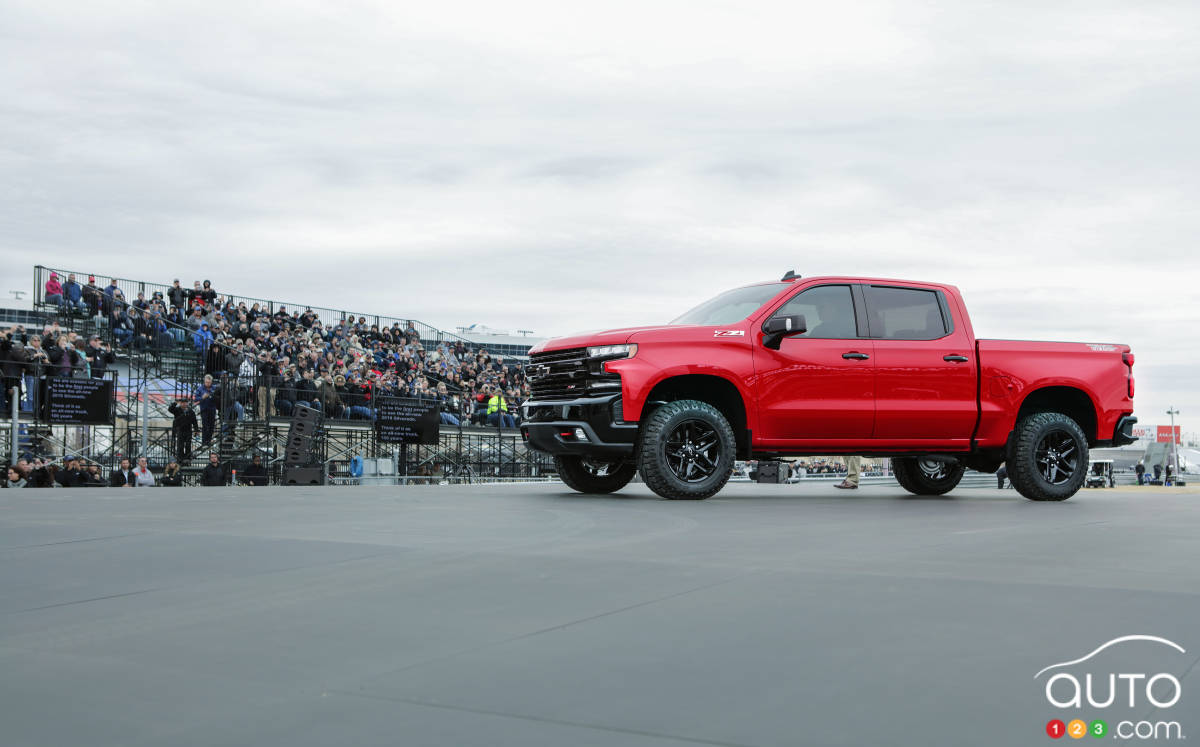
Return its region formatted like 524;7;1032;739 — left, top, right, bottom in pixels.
861;284;976;446
754;284;875;443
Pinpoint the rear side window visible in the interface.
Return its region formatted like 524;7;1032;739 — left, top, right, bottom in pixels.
864;286;948;340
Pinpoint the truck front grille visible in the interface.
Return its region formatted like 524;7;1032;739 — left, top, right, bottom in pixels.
529;347;589;399
528;347;621;400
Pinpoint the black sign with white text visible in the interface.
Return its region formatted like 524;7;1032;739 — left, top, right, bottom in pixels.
375;398;440;444
45;377;114;425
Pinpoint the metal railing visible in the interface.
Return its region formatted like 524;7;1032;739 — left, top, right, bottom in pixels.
33;264;474;349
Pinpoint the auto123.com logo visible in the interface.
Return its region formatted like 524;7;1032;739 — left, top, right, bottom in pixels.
1036;635;1188;741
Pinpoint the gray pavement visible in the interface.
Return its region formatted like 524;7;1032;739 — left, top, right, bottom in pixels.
1;482;1198;747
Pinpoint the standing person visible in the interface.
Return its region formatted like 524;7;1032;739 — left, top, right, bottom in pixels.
200;453;228;486
85;336;115;379
996;464;1008;489
194;374;219;446
168;398;198;462
1135;461;1145;486
109;457;137;487
835;456;862;490
22;335;48;413
168;279;187;311
2;335;26;408
132;457;157;487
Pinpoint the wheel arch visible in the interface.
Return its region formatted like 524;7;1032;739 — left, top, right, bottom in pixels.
642;374;750;458
1014;385;1099;443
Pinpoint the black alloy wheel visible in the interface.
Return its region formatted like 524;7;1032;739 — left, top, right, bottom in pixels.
1033;431;1078;485
663;419;722;483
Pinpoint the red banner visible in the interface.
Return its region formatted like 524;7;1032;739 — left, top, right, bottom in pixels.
1157;425;1181;444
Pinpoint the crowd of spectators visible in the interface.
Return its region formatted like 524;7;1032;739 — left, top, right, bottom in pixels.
37;272;530;439
2;452;271;488
3;322;117;413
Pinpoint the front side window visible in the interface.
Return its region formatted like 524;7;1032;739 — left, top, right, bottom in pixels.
672;283;786;326
864;286;947;340
772;285;858;339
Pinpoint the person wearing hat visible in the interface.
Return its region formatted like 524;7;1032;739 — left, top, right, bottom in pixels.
56;456;87;488
168;279;187;310
44;272;64;308
168;396;198;461
82;276;102;317
86;336;115;379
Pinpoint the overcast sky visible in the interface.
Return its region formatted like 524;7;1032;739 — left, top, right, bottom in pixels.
2;0;1197;431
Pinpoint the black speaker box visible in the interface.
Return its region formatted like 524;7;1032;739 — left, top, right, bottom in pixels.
289;419;318;438
755;461;790;484
285;447;313;465
293;405;321;424
283;466;325;486
288;432;314;451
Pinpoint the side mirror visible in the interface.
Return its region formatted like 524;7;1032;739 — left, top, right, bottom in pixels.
762;314;806;350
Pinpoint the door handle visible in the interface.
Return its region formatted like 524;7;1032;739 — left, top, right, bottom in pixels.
842;352;870;360
943;354;969;362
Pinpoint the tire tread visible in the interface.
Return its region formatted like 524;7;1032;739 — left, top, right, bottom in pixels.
637;400;735;500
1008;411;1088;501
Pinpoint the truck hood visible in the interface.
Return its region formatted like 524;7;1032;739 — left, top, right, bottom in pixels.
530;325;696;354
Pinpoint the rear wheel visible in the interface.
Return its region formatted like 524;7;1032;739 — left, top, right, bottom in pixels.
891;457;966;495
637;400;736;500
1007;412;1089;501
554;455;637;494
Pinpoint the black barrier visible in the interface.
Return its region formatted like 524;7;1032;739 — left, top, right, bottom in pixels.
43;377;114;425
375;397;440;445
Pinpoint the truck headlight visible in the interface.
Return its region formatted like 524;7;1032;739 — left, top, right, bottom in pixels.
586;343;637;359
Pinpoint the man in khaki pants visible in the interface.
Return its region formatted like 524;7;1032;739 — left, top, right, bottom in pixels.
835;456;861;490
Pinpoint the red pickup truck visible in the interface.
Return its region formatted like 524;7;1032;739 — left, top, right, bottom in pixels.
521;272;1137;501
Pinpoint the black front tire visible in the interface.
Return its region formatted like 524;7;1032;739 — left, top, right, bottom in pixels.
1008;411;1089;501
891;457;966;496
554;455;637;494
637;400;736;500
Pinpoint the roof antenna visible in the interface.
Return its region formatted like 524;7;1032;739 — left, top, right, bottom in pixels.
780;270;801;281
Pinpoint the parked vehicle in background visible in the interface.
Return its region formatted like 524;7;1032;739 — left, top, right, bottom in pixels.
521;272;1136;502
1085;459;1116;488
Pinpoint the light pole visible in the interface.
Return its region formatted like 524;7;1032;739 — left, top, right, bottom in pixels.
1167;407;1180;484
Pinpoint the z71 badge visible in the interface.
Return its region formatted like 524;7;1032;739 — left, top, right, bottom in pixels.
713;330;745;337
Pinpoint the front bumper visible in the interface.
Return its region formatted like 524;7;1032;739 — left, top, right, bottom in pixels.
520;394;638;458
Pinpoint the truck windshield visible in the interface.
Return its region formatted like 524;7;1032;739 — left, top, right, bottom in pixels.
671;283;786;325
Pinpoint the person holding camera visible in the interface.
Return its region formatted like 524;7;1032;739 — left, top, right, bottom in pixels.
2;329;27;408
169;397;198;461
86;336;115;379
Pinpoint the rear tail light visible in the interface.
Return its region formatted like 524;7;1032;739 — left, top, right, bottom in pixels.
1123;352;1135;368
1128;376;1135;399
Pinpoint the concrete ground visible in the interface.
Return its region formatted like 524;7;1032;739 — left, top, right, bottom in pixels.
1;481;1197;747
